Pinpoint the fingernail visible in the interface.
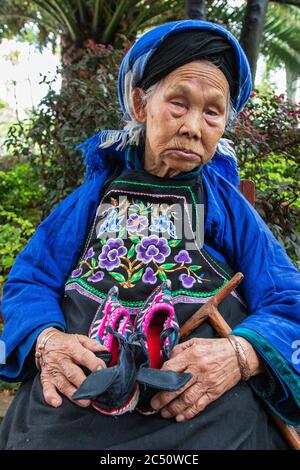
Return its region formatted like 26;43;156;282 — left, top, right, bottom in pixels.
161;409;172;418
97;365;103;371
176;415;185;422
52;399;61;407
151;399;159;410
81;401;91;408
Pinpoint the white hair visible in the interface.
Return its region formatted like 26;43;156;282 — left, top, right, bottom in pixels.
122;80;237;148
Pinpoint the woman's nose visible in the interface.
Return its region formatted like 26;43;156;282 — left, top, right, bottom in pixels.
179;111;202;140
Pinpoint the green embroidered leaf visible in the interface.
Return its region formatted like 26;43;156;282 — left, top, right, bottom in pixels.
109;272;126;283
131;268;144;283
168;239;181;247
158;270;167;281
129;236;140;244
100;237;106;246
91;258;97;268
160;263;176;270
118;227;127;238
127;244;136;259
82;270;93;278
189;265;202;272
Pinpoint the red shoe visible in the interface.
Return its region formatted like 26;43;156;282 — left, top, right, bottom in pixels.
73;286;139;416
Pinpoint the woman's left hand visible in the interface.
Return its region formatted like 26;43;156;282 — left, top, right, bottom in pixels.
150;336;264;423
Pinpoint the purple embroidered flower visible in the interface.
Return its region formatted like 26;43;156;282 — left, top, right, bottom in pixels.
71;268;82;278
85;247;95;259
179;273;196;288
87;271;104;282
127;213;148;233
174;250;192;264
98;238;127;271
142;267;157;284
136;235;171;264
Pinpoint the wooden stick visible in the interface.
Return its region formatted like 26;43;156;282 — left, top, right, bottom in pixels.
179;273;300;450
179;272;244;340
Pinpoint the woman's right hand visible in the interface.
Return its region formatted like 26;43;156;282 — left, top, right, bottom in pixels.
36;327;108;408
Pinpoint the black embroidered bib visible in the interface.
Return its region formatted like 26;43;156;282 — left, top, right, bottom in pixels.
62;169;248;333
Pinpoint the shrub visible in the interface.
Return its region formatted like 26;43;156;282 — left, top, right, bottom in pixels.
227;91;300;266
0;162;43;294
4;43;123;216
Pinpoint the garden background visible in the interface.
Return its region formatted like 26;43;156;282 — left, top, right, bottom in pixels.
0;0;299;400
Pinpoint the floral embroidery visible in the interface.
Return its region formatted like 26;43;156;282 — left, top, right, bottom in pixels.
97;208;125;237
98;238;127;271
149;212;177;238
142;267;157;284
73;194;210;289
87;271;104;283
136;235;171;264
174;250;192;264
179;273;196;288
71;268;83;278
127;213;148;233
85;247;95;259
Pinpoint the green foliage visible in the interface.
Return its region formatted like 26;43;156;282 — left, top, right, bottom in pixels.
0;162;44;288
262;3;300;74
0;0;183;54
1;0;299;78
0;381;20;393
227;91;300;266
0;210;35;286
5;46;123;214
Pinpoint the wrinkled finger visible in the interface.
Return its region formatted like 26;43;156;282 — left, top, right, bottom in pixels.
59;358;90;388
175;393;210;422
160;340;200;372
150;376;194;411
55;374;91;408
170;339;196;358
160;385;203;418
75;334;108;354
72;345;107;372
159;353;191;373
40;377;62;408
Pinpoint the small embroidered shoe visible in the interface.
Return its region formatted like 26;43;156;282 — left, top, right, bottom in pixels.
132;280;192;415
72;286;139;416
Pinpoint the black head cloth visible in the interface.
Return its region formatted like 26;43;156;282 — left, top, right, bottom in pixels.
136;29;238;102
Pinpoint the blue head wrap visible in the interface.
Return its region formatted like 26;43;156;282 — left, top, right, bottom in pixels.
77;20;252;185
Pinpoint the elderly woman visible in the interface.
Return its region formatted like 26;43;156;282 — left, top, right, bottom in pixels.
0;20;299;450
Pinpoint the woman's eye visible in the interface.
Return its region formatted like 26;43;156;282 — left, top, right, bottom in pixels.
206;110;218;116
170;101;185;108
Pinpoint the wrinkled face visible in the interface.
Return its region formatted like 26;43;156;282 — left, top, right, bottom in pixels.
132;60;230;178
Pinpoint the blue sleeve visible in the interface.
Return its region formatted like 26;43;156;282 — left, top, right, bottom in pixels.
0;171;108;382
1;323;66;383
202;165;300;424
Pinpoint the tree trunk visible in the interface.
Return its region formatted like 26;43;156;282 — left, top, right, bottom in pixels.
240;0;269;84
285;65;299;103
185;0;207;20
61;33;85;67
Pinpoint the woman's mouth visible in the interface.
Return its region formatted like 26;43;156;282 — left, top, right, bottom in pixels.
168;148;200;160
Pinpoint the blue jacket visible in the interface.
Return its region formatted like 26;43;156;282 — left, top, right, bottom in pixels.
1;163;300;424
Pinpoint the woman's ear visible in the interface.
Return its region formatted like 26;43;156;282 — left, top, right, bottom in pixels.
131;88;147;123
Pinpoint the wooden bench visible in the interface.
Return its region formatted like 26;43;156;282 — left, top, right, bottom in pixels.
238;179;255;206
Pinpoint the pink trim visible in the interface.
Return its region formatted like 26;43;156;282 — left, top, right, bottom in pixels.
91;383;139;416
